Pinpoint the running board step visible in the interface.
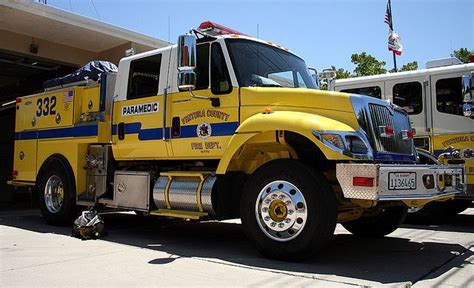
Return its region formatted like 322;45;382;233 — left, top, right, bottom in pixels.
149;209;208;220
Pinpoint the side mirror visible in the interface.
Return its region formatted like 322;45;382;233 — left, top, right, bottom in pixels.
461;72;473;118
319;69;337;81
307;67;319;88
177;34;197;91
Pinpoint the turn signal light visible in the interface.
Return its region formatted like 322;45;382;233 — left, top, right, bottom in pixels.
263;107;273;114
379;126;394;138
402;129;414;140
353;177;374;187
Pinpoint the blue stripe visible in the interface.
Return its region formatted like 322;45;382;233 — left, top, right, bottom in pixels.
139;128;165;140
373;152;417;162
112;121;239;141
15;130;38;140
15;125;98;140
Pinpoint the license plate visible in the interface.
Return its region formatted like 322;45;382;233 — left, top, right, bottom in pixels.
388;172;416;190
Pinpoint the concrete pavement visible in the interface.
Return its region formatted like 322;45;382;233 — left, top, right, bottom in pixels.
1;208;473;287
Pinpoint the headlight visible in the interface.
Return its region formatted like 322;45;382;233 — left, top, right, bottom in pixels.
346;136;369;154
312;130;372;160
320;134;345;150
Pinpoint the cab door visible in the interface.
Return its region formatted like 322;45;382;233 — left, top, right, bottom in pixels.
168;41;239;159
385;76;431;136
112;50;170;160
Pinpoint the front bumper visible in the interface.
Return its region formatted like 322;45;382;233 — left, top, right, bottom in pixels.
336;163;465;201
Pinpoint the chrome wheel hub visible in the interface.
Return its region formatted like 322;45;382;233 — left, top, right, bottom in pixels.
44;175;64;213
255;180;308;242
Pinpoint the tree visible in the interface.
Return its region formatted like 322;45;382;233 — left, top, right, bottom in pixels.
333;65;351;79
399;61;418;72
351;52;387;77
451;48;473;63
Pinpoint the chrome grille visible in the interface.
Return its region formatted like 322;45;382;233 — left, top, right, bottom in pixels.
368;104;413;155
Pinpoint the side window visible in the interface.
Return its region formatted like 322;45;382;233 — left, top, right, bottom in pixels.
195;43;210;90
268;71;294;87
436;77;463;116
296;72;307;88
211;42;232;94
393;82;422;114
341;86;382;99
127;54;161;99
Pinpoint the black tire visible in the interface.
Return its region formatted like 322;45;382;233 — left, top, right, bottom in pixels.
342;206;407;237
240;159;337;261
442;199;472;216
38;157;77;226
406;199;472;223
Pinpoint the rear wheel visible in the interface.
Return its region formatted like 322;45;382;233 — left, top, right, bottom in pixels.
342;206;407;237
406;199;472;223
240;159;337;261
442;199;471;216
38;158;77;226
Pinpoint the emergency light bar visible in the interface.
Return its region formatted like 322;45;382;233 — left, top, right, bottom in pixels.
198;21;248;37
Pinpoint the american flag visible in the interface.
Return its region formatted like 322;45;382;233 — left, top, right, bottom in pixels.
384;0;393;29
63;90;73;103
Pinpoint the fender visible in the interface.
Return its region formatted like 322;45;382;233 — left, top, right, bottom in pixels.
217;111;357;174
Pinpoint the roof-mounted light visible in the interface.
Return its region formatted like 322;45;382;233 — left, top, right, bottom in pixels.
197;21;248;37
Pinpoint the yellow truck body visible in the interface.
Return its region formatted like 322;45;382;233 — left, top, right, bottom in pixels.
11;22;467;260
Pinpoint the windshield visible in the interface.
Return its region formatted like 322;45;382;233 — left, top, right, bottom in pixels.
225;39;317;89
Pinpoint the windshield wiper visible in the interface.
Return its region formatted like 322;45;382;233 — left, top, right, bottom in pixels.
253;83;283;88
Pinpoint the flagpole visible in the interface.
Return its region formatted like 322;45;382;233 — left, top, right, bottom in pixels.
389;0;398;71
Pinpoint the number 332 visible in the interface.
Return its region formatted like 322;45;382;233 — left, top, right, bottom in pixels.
36;96;57;117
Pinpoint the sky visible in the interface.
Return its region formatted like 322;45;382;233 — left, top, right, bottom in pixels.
46;0;473;72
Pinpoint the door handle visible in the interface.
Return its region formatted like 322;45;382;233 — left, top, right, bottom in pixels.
172;117;180;137
118;122;125;140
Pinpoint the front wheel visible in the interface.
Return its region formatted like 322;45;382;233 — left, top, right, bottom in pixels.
38;158;77;226
342;205;407;237
240;159;337;261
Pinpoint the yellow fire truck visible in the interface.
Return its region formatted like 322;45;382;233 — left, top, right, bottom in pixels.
330;58;474;219
11;22;466;260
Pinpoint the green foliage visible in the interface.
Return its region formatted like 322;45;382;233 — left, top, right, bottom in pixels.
351;52;387;76
317;52;420;90
332;65;351;79
399;61;418;72
451;48;473;63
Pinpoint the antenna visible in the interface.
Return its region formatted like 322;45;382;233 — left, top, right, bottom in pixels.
168;16;171;43
90;0;101;20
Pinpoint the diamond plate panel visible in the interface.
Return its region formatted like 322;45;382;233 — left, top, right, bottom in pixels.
153;176;168;209
336;163;379;200
337;163;465;201
168;177;200;211
201;176;217;215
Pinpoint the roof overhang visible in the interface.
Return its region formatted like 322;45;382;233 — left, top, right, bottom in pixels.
0;0;170;53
